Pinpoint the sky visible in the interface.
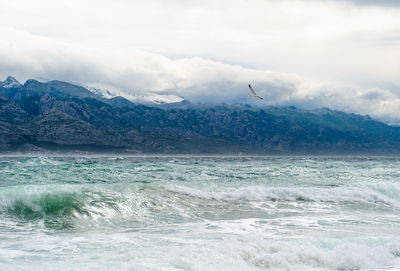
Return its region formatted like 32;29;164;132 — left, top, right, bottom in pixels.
0;0;400;122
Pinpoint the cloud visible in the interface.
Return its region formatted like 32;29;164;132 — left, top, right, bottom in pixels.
1;0;399;88
338;0;400;7
2;27;400;123
0;0;400;123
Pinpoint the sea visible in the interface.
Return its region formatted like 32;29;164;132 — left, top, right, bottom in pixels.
1;155;400;271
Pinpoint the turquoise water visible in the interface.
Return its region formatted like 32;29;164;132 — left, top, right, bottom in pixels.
1;156;400;270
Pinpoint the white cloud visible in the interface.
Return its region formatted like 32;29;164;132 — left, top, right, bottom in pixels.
0;0;400;122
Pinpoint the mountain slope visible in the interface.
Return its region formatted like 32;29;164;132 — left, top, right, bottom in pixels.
1;76;400;154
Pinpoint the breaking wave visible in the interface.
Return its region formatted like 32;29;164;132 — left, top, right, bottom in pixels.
2;156;400;270
0;186;124;230
2;181;400;231
238;238;400;271
166;182;400;208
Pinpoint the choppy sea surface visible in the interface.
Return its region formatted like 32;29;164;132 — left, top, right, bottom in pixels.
1;156;400;270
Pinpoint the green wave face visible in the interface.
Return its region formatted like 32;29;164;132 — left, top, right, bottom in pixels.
1;185;124;230
6;191;88;230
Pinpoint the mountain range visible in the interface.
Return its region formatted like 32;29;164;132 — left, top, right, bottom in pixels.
1;76;400;154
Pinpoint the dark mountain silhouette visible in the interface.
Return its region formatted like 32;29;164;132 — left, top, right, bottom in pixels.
1;76;400;154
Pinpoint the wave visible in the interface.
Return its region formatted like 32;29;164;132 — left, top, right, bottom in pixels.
165;182;400;208
238;238;400;271
2;181;400;231
0;184;218;230
0;186;124;230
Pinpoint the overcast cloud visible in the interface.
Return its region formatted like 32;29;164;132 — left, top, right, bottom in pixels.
0;0;400;122
341;0;400;7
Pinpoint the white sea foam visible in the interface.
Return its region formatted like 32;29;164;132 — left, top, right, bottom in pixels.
165;182;400;208
1;226;400;271
237;238;400;271
1;156;400;270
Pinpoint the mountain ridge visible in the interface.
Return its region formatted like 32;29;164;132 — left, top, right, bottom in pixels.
0;76;399;154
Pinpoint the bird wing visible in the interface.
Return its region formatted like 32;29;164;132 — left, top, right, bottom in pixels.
248;84;257;96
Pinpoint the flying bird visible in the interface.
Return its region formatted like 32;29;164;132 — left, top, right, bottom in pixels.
248;84;264;100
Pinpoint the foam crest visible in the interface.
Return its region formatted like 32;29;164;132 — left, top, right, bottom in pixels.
238;238;400;271
166;182;400;208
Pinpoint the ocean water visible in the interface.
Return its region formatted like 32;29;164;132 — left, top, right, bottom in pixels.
1;156;400;271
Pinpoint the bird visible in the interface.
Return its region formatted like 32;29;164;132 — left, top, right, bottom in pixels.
248;84;264;100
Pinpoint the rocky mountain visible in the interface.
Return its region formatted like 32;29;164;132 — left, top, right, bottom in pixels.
0;76;21;89
1;76;400;154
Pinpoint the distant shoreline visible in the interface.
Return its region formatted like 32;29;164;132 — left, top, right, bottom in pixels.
1;152;400;158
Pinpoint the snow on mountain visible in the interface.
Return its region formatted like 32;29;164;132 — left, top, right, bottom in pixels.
83;83;183;104
0;76;21;89
85;86;117;99
0;76;183;105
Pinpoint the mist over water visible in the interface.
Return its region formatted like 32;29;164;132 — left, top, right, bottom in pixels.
1;156;400;270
